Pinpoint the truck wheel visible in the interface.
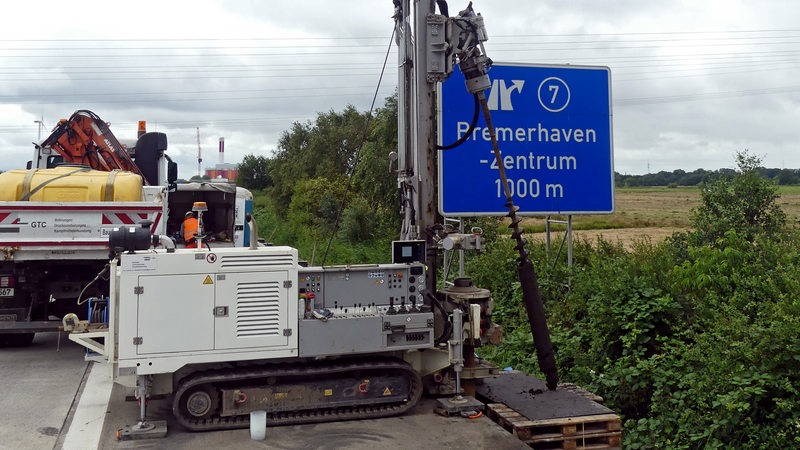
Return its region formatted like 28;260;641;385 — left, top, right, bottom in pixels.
0;333;35;347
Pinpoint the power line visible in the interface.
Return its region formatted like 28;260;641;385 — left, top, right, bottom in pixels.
616;85;800;105
0;27;794;123
0;28;797;42
0;85;388;99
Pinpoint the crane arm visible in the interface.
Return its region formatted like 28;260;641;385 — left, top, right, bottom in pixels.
39;110;149;184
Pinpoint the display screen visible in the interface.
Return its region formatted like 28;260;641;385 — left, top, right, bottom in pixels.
392;240;425;264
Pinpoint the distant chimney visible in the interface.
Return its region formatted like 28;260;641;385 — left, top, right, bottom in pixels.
219;137;225;165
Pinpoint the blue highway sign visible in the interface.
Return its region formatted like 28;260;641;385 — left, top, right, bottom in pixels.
438;63;614;216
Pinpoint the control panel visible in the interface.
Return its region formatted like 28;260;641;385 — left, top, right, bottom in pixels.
298;263;426;318
296;262;433;358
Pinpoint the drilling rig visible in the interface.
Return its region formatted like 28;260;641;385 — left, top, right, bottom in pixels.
65;0;557;439
394;0;558;394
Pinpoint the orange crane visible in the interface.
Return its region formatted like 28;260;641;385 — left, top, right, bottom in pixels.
38;110;149;184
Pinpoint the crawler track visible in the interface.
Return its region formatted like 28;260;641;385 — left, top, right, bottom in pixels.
172;358;423;431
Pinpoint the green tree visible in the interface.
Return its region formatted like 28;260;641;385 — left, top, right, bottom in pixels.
776;168;799;185
691;150;786;245
340;196;377;242
287;176;346;239
350;94;401;235
270;106;370;212
260;97;401;253
236;154;272;190
351;96;396;201
678;168;708;186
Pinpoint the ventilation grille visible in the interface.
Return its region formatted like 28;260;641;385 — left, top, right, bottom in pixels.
236;280;281;337
221;253;295;269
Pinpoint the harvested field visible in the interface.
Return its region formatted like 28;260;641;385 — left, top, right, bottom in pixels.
531;227;681;250
516;186;800;248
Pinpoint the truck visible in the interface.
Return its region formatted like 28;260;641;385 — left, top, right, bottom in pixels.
0;111;253;346
65;0;559;439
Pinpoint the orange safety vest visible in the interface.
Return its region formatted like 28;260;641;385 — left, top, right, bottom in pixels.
183;217;199;243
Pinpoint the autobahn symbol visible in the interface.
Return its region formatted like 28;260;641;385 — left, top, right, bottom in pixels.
538;76;570;112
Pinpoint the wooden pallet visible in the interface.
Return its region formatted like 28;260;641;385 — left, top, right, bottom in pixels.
557;382;605;404
485;403;622;450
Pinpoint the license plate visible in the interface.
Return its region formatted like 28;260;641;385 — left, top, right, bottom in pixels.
0;313;16;321
0;288;13;297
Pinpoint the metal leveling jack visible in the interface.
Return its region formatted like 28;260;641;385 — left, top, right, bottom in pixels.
116;375;167;440
435;309;484;416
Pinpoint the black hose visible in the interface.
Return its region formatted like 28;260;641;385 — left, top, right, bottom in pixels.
437;94;480;150
436;0;449;17
77;264;110;306
427;291;453;345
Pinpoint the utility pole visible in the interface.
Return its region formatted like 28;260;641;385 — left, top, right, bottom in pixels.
32;117;45;168
34;116;44;141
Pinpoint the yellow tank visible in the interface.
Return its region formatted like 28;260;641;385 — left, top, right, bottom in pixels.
0;166;143;202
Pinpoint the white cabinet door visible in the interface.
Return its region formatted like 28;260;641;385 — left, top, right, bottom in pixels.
136;274;215;355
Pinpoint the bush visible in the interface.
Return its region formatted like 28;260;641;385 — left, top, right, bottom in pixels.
478;151;800;448
691;151;786;246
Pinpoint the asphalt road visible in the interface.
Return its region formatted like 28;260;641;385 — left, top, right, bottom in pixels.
0;332;87;450
0;333;529;450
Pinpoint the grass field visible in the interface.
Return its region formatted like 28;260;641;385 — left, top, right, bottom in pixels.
523;186;800;247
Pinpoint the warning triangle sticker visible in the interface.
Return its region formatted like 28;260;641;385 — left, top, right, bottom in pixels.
383;387;392;396
203;275;213;285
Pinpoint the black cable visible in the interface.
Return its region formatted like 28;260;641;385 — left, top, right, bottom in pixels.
442;244;456;283
428;291;453;345
436;0;449;17
436;94;479;150
320;27;396;266
77;264;110;306
436;11;488;152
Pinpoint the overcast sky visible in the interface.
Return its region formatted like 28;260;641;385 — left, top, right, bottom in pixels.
0;0;797;176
